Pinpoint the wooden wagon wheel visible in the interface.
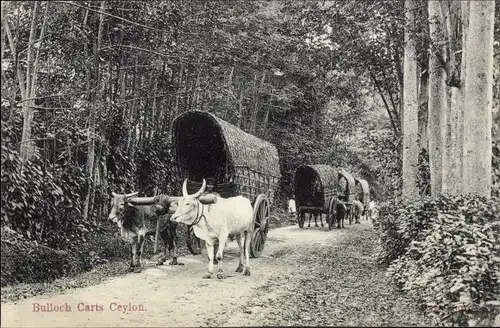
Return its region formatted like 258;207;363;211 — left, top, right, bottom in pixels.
186;225;203;255
327;198;336;230
250;194;270;258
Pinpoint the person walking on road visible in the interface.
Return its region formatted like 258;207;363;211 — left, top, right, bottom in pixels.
288;197;297;222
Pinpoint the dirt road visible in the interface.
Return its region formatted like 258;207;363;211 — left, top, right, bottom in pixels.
1;222;430;327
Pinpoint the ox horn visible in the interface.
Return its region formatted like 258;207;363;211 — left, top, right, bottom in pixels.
182;179;189;197
192;179;207;199
125;191;139;198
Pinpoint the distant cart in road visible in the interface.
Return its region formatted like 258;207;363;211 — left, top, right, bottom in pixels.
355;177;370;220
337;169;357;225
293;164;338;229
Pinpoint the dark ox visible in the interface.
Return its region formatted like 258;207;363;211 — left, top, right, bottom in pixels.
108;192;183;273
330;198;348;229
307;210;324;228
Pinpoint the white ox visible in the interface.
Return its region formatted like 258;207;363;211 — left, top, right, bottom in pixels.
170;179;254;279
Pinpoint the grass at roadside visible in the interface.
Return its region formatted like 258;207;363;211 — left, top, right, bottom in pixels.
239;223;432;327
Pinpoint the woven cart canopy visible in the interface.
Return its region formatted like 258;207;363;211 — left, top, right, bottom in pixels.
355;178;370;205
294;164;338;210
338;169;356;202
172;111;280;200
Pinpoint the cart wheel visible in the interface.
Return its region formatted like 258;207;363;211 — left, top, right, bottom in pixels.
298;209;305;229
250;194;270;258
328;198;335;230
186;225;202;255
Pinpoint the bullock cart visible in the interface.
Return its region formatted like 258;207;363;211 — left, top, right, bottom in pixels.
293;165;338;229
355;178;370;220
337;169;357;225
171;111;281;258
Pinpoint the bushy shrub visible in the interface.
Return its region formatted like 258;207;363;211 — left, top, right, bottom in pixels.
0;220;195;287
374;196;500;327
0;145;94;248
1;222;136;287
1;227;82;286
493;139;500;198
418;148;431;196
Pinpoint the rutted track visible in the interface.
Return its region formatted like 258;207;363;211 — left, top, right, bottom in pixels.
1;222;430;327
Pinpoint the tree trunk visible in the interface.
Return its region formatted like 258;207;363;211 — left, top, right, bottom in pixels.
402;0;419;202
441;0;462;195
1;2;8;65
19;1;40;164
3;7;27;102
190;65;201;111
462;0;494;197
183;69;191;112
194;71;205;111
127;58;139;153
456;0;469;194
120;65;127;104
427;0;447;197
371;73;400;137
101;136;108;219
441;84;452;194
418;70;429;150
262;105;271;137
251;72;266;134
228;66;235;86
237;83;245;129
83;0;105;222
148;79;159;143
174;63;184;115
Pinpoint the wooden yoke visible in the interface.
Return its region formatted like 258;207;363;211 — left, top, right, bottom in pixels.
128;193;218;215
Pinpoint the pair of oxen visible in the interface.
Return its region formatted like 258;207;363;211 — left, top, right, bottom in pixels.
108;179;253;280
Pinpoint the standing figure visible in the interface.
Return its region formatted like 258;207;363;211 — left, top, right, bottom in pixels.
288;197;297;222
368;200;377;221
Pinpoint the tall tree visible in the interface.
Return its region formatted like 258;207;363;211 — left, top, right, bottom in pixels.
4;1;49;165
462;0;495;197
427;0;447;197
439;0;464;195
402;0;419;202
456;0;469;194
83;0;106;221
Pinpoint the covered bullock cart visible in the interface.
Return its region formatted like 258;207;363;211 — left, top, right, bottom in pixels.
355;178;370;220
171;111;281;258
337;169;357;224
293;165;338;229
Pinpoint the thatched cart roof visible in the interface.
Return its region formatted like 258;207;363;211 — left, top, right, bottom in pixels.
294;164;338;209
338;169;356;201
172;111;281;182
355;178;370;196
355;178;370;204
294;164;338;191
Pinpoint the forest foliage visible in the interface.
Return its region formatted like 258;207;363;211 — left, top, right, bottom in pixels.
374;196;500;326
1;0;401;248
1;3;499;323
